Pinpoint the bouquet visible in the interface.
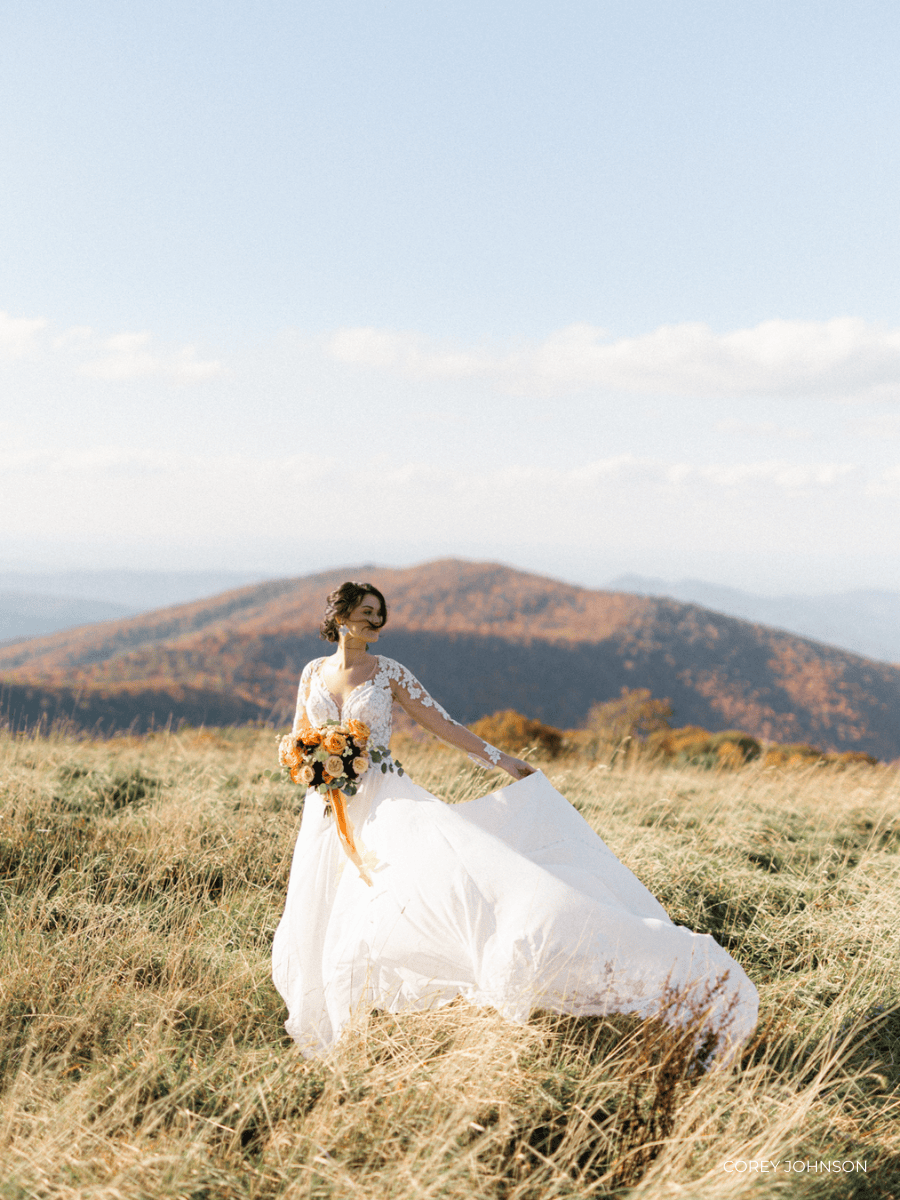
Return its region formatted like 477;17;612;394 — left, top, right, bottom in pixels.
277;719;403;886
277;718;401;801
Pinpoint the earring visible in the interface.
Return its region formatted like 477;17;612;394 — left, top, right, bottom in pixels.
339;623;349;636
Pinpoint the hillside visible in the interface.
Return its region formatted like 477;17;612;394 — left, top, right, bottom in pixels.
610;574;900;665
4;728;898;1194
2;559;900;758
0;590;136;643
0;568;268;613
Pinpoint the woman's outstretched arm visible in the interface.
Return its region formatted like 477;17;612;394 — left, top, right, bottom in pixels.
386;660;535;780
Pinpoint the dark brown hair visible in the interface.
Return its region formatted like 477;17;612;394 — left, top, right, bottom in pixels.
319;581;388;643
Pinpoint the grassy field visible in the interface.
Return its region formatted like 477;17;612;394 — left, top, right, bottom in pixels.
0;726;898;1198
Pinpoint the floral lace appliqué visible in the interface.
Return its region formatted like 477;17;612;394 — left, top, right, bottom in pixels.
296;656;502;769
377;658;502;768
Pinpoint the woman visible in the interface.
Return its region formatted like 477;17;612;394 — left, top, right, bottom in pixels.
272;581;758;1059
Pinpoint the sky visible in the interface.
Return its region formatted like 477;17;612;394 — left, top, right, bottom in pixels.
3;0;900;595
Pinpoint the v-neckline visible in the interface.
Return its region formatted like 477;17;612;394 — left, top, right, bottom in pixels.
317;656;381;718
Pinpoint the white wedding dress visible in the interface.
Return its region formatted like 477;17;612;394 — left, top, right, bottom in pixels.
271;655;758;1059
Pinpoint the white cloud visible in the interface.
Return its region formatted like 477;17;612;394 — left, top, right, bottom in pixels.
9;306;900;402
0;310;222;383
1;444;858;494
0;445;328;481
325;317;900;401
0;445;177;475
2;445;894;589
51;325;94;349
80;332;222;382
327;327;492;379
850;413;900;439
0;311;47;360
695;461;857;489
715;418;812;440
865;465;900;498
480;456;858;496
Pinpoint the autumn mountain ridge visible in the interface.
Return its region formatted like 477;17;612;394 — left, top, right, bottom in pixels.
2;559;900;760
610;574;900;665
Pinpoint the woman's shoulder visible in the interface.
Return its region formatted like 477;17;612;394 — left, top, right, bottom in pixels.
300;655;326;678
375;657;427;693
374;655;407;676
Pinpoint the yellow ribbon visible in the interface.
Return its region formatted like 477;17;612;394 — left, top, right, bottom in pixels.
327;788;373;887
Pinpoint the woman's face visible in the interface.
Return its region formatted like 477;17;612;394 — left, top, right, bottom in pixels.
343;593;384;643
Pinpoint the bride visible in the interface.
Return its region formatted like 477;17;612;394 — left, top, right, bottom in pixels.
271;581;758;1059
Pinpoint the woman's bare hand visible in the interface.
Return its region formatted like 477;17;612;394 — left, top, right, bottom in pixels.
500;753;536;780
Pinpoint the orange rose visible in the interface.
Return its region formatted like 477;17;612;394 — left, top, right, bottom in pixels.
324;754;344;777
279;735;301;769
323;730;348;754
300;729;323;748
348;719;370;742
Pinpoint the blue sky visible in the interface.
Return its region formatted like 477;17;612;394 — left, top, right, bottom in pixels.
3;1;900;592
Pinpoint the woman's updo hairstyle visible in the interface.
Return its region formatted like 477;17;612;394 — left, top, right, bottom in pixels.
319;581;388;643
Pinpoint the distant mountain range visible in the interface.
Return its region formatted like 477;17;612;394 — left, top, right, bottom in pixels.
0;590;136;644
0;569;268;643
609;575;900;665
5;567;900;669
2;559;900;760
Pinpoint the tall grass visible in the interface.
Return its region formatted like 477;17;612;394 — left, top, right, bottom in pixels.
0;726;897;1197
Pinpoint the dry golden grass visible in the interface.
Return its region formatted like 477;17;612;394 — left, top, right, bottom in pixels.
0;726;898;1198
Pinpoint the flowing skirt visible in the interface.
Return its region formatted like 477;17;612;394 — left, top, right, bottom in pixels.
271;769;758;1059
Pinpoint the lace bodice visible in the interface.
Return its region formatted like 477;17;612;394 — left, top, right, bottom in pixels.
294;655;502;768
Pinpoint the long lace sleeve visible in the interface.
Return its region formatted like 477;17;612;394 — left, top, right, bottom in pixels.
292;658;318;735
385;659;502;769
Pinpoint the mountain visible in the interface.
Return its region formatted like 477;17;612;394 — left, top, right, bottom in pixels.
0;591;137;644
0;569;269;638
609;575;900;665
2;559;900;759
